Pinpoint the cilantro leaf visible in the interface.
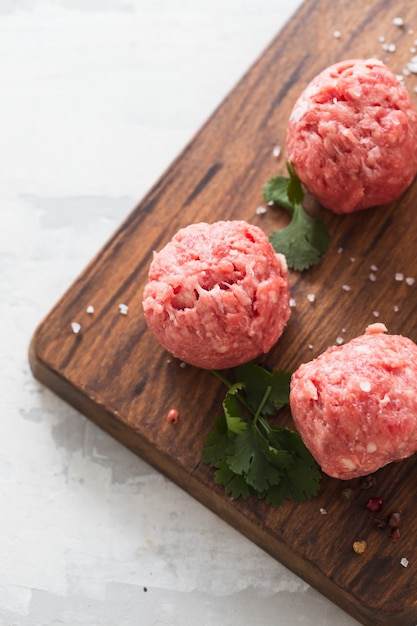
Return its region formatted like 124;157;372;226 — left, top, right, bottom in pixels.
214;458;254;500
225;428;255;476
261;438;295;470
261;485;286;507
223;383;248;435
269;203;329;272
201;415;230;467
263;163;330;271
235;363;290;416
263;162;303;213
286;161;304;206
268;371;292;408
263;176;294;213
202;365;322;507
226;427;283;492
268;427;321;502
285;460;321;503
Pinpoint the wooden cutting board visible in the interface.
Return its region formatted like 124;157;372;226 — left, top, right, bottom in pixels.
29;1;417;624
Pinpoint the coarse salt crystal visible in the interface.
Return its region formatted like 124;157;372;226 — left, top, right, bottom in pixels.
378;35;385;43
179;361;187;368
272;145;281;158
403;68;411;76
350;257;356;263
119;303;129;315
408;62;417;73
308;344;314;350
71;322;81;334
360;381;371;392
256;205;267;215
400;557;409;568
336;336;344;345
289;297;297;308
86;305;94;314
406;276;415;286
370;264;378;272
369;273;377;282
392;17;404;27
342;284;351;292
373;310;380;318
333;30;341;38
307;293;315;303
393;305;400;312
320;507;328;514
337;246;343;254
395;272;404;281
410;47;417;54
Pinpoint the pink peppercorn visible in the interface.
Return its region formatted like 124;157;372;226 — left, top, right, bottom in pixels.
366;497;385;513
166;409;179;424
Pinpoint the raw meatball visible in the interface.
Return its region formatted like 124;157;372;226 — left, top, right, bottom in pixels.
286;58;417;213
142;220;291;369
289;324;417;479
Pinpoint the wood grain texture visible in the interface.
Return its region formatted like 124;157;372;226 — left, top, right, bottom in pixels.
29;1;417;624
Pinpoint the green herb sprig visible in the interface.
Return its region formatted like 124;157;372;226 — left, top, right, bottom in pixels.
202;363;321;506
263;162;330;271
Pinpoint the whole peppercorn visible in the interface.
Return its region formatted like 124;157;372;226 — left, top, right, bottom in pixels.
373;517;387;530
360;475;377;490
387;511;401;528
366;497;385;513
341;487;356;501
353;540;367;554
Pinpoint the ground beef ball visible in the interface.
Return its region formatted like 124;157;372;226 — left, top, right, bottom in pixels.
286;58;417;213
142;220;291;369
289;323;417;479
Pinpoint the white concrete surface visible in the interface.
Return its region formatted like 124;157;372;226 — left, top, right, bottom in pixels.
1;1;361;624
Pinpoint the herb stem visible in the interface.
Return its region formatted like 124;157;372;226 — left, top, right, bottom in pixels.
210;370;233;389
204;363;321;505
253;385;272;428
211;369;254;416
